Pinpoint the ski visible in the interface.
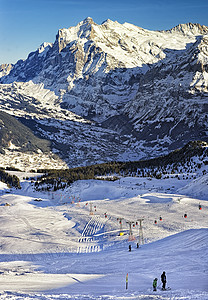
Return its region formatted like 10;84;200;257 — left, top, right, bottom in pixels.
161;287;171;291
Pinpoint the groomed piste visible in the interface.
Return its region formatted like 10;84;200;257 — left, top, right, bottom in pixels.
0;172;207;299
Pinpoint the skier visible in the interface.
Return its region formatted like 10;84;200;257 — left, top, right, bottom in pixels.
161;271;167;290
153;278;157;291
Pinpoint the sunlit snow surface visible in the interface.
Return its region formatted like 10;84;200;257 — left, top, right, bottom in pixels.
0;174;207;299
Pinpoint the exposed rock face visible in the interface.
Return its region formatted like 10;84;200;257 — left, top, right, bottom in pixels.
0;64;13;77
0;18;208;167
123;35;208;148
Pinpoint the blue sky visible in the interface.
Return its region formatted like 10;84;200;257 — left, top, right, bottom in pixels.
0;0;208;64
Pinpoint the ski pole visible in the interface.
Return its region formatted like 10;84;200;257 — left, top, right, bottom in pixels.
126;273;128;289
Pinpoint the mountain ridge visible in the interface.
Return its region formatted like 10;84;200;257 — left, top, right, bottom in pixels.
163;22;208;35
0;18;207;169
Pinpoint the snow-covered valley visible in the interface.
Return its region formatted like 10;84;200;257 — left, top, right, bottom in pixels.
0;170;207;299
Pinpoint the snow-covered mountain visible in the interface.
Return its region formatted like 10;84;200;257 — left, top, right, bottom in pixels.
0;18;208;168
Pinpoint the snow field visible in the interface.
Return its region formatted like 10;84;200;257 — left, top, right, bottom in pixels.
0;173;207;299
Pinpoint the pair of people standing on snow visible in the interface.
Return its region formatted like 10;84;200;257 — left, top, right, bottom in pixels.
153;271;167;291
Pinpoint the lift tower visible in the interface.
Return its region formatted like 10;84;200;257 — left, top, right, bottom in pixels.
137;218;144;245
126;221;135;241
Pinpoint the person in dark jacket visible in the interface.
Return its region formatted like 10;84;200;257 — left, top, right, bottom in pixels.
161;271;166;290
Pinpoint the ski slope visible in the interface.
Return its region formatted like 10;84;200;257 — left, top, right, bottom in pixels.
0;174;207;299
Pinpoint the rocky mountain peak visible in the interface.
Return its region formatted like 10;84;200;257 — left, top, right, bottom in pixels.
55;17;96;53
166;22;208;36
38;42;53;54
81;17;95;25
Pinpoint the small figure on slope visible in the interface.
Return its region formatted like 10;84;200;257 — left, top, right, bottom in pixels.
153;278;157;291
161;271;167;290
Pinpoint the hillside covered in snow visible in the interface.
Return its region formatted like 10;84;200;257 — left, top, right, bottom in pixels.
0;165;207;299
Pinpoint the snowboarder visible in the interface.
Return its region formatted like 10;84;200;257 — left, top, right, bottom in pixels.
153;278;157;291
161;271;167;290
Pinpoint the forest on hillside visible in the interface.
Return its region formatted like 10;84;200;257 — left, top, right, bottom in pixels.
0;169;21;189
34;141;208;191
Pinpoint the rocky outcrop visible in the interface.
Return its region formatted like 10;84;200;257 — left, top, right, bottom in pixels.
0;64;13;78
